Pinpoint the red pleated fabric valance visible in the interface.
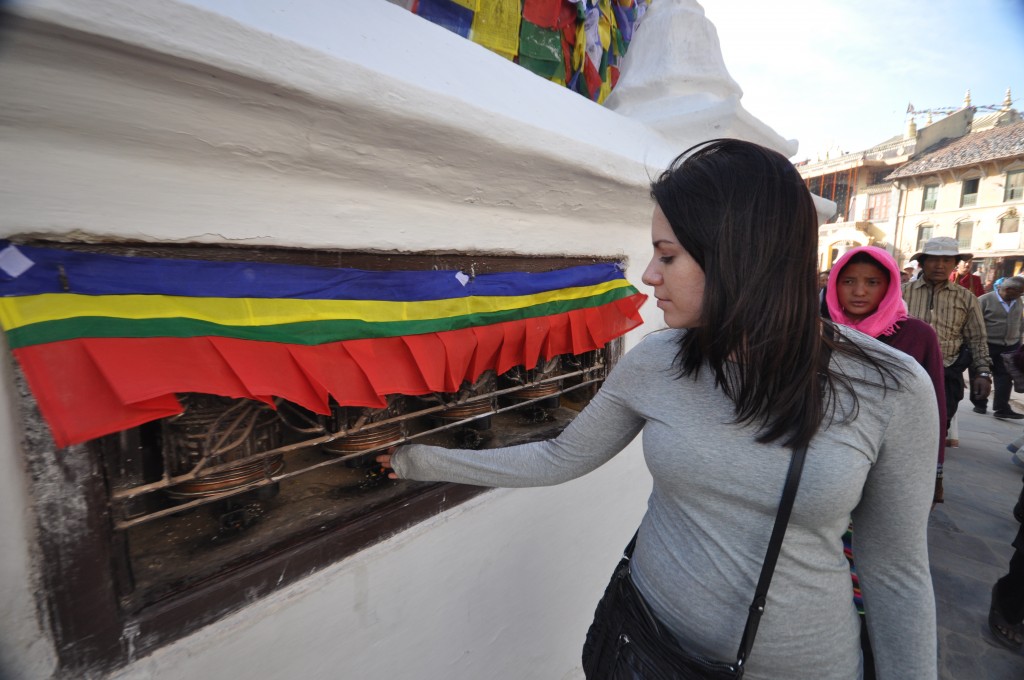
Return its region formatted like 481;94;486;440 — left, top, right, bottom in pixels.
0;243;646;447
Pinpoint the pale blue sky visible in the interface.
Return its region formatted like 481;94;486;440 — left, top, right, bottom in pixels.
702;0;1024;160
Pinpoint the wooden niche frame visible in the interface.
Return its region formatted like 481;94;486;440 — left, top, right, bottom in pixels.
16;241;625;676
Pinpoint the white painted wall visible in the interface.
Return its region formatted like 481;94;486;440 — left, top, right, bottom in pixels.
0;1;798;678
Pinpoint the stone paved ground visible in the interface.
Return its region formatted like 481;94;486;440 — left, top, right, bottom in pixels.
930;392;1024;679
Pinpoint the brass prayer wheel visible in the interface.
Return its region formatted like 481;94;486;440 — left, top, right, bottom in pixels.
322;421;403;455
163;394;284;499
320;397;407;458
436;370;497;429
504;356;563;404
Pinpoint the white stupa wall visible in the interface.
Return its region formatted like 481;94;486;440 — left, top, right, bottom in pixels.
0;2;811;678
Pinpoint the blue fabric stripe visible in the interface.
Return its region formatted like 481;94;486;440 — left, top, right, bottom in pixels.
0;242;625;301
416;0;474;38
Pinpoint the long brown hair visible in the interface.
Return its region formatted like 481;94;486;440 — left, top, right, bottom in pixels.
650;139;902;449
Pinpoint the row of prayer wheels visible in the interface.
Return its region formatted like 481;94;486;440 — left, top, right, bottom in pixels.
161;356;578;499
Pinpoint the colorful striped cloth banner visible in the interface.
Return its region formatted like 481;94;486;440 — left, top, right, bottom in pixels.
0;242;645;448
412;0;652;104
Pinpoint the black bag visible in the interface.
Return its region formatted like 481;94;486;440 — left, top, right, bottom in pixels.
581;444;807;679
950;344;972;372
580;545;746;680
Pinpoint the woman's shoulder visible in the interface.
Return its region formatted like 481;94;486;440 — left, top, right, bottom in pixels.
831;325;930;389
612;328;682;373
628;328;683;356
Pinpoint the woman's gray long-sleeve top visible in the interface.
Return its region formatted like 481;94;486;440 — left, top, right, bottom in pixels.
392;329;939;680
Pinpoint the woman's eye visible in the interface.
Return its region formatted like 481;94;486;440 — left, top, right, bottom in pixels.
660;256;675;264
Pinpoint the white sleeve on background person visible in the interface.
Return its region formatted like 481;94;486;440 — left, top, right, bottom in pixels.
390;344;649;487
851;363;939;679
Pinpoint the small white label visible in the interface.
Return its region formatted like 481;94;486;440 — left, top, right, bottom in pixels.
454;271;470;287
0;245;34;278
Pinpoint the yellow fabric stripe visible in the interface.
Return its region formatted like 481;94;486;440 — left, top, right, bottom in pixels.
0;279;634;330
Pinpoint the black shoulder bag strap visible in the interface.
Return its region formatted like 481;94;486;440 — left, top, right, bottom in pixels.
733;441;808;671
619;442;808;670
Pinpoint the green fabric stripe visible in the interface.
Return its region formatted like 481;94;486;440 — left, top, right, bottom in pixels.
6;288;639;349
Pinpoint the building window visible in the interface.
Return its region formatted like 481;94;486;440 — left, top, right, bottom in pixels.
1001;215;1020;233
961;178;980;207
7;241;639;676
831;181;851;222
922;185;939;211
956;220;974;249
866;192;890;221
1007;170;1024;202
917;224;934;251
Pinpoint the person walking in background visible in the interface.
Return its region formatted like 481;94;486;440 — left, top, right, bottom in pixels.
1004;345;1024;466
818;268;830;309
825;245;947;678
975;277;1024;419
989;475;1024;649
380;139;939;679
903;237;992;429
827;246;946;503
952;255;988;409
951;255;985;297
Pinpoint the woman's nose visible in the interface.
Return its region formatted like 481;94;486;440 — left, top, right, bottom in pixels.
642;259;661;287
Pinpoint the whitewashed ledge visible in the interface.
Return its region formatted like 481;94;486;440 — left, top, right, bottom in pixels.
0;0;830;252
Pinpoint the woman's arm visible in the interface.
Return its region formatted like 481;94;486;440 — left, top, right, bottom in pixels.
851;364;939;679
383;345;649;488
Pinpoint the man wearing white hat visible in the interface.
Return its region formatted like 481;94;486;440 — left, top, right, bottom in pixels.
903;236;992;428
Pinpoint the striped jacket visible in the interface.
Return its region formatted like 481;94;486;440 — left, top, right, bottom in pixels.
902;278;991;371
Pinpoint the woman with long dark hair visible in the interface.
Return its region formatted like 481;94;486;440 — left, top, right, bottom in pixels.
378;139;938;679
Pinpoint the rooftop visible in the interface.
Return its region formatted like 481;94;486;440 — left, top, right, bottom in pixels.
972;108;1023;132
887;119;1024;179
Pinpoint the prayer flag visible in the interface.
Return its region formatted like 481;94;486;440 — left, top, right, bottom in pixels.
405;0;647;105
0;243;645;447
519;20;563;63
416;0;474;38
470;0;521;60
583;54;603;100
407;0;652;106
522;0;562;28
519;54;563;79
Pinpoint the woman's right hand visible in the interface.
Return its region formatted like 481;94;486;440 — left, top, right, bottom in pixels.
376;446;398;479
